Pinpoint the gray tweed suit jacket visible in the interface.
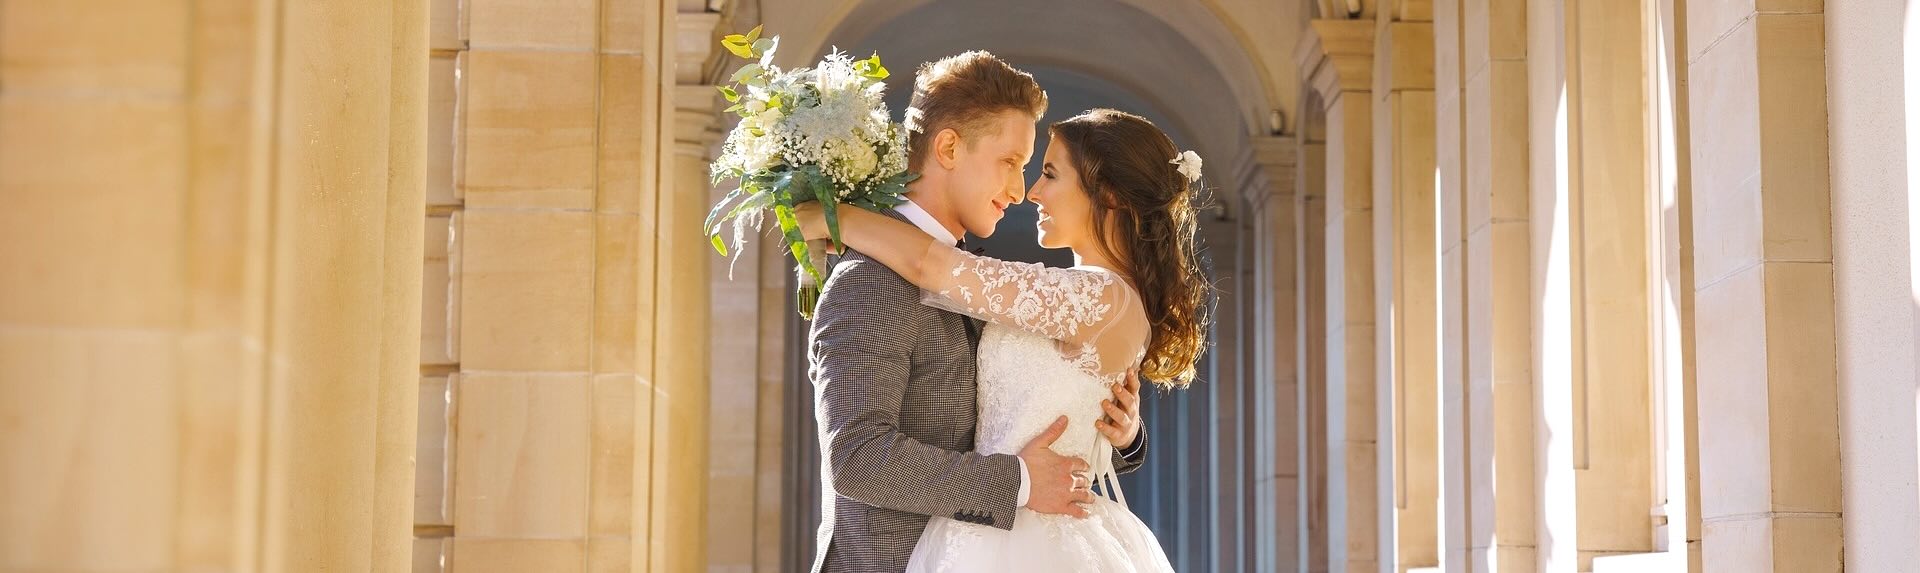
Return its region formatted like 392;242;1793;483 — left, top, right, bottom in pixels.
806;209;1149;573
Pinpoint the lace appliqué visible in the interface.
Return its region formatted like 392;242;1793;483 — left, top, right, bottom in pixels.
938;258;1115;342
1062;341;1101;381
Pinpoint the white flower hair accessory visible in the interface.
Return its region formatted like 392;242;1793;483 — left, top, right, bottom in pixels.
1171;150;1203;182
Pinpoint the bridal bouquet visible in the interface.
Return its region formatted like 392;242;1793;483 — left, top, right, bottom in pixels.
704;26;918;318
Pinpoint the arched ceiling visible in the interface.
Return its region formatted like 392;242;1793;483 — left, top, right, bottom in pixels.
728;0;1312;239
753;0;1306;154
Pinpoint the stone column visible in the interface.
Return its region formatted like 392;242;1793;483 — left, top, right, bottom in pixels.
1;0;427;570
1827;1;1920;571
443;1;662;571
1437;0;1540;570
699;14;801;561
1303;18;1383;573
1686;2;1842;571
1241;189;1266;573
1434;0;1470;567
1566;2;1658;568
598;0;674;570
704;11;773;572
1474;1;1539;568
650;9;724;573
1207;211;1247;570
751;233;793;573
260;1;429;568
1241;136;1302;572
1294;101;1333;573
1372;13;1440;573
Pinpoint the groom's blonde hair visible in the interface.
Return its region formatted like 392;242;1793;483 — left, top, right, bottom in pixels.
905;51;1048;171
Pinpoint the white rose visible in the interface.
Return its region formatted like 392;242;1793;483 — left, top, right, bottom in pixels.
846;141;879;180
742;137;779;172
739;106;785;144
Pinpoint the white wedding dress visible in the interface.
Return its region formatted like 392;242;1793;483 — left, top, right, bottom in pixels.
903;246;1175;573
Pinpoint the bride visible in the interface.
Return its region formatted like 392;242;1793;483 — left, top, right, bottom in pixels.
798;108;1210;571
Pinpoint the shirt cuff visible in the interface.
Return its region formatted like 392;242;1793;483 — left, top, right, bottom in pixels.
1118;430;1144;459
1016;457;1031;507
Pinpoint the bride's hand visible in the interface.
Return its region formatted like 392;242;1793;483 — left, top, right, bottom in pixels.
1096;367;1143;450
793;202;830;242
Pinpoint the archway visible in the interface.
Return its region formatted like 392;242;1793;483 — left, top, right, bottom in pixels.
704;1;1308;569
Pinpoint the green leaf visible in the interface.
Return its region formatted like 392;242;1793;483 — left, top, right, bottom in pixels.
724;103;744;114
772;204;821;282
756;168;797;196
710;233;729;256
717;85;739;103
856;53;889;80
720;26;764;59
722;189;773;225
730;63;764;85
702;187;744;233
816;183;842;252
721;34;754;59
752;38;776;57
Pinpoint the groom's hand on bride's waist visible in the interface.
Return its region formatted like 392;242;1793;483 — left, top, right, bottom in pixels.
1018;416;1096;519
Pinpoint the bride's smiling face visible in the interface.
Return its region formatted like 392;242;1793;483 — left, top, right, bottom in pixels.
1028;135;1097;250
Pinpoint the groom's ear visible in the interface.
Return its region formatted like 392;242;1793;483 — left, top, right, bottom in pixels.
933;127;962;170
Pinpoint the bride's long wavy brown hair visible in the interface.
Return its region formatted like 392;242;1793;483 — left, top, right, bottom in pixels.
1049;109;1212;388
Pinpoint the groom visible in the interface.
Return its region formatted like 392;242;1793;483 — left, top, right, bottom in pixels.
806;51;1150;573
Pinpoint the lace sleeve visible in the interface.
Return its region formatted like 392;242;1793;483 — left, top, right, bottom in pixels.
916;244;1134;347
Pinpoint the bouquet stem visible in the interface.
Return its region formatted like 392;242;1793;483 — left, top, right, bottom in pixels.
794;243;831;320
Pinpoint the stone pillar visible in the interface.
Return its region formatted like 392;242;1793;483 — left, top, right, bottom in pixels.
1240;136;1302;573
598;1;674;570
1270;138;1304;573
1828;1;1920;571
1;0;426;571
1434;0;1469;567
703;11;776;572
1491;0;1544;565
429;0;700;571
1242;170;1267;573
751;235;793;573
261;1;428;568
702;26;798;563
1207;212;1247;571
1436;0;1540;570
1565;1;1659;568
1372;14;1440;573
1295;102;1333;573
1304;18;1383;573
658;9;723;573
1686;1;1842;571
